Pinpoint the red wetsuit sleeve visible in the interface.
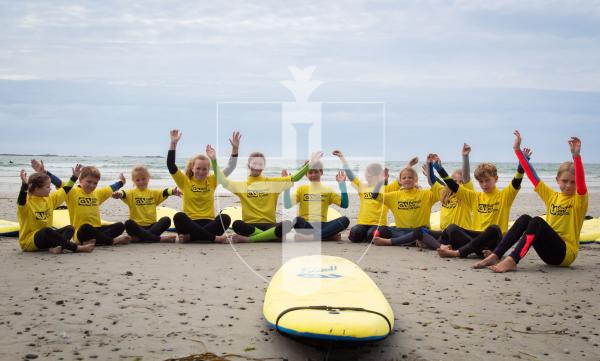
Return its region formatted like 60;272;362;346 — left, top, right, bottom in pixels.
573;155;587;195
514;149;539;187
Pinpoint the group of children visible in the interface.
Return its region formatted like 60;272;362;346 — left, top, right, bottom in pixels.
16;129;588;273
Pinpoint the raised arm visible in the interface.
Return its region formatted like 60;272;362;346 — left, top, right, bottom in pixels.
513;130;539;187
281;169;294;209
332;149;356;181
207;144;229;187
431;154;460;193
222;131;241;177
31;159;64;189
291;151;323;182
62;164;81;194
167;129;182;175
18;170;28;206
336;170;349;208
462;143;471;184
110;173;126;192
569;136;586;195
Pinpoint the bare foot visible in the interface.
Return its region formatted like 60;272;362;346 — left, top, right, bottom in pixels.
83;240;96;246
48;246;62;254
490;256;517;273
214;234;230;244
76;244;95;253
113;235;131;245
482;249;492;258
176;234;190;243
160;235;177;243
373;236;392;246
232;234;251;243
329;233;342;242
437;247;459;258
473;253;499;269
439;244;451;250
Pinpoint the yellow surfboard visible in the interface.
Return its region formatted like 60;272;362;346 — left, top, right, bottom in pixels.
52;209;113;228
0;219;19;237
220;206;343;227
263;255;394;341
156;206;178;232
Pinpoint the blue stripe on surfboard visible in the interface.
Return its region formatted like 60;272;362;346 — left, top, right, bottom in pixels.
266;321;388;342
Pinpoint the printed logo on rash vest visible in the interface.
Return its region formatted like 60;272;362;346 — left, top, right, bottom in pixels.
297;265;342;278
442;197;458;209
134;197;155;206
397;200;422;210
191;185;209;193
247;189;268;198
477;202;499;214
77;197;98;207
550;203;572;216
34;211;49;220
303;194;323;202
363;192;374;199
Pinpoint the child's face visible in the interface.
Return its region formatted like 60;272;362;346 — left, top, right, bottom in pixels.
400;170;417;189
307;169;322;182
556;172;576;196
365;170;378;185
133;172;149;190
248;157;265;177
477;175;498;193
192;159;210;180
80;176;99;194
32;180;51;197
452;171;463;184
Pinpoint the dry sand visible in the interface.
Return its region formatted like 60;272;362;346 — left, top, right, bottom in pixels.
1;191;599;361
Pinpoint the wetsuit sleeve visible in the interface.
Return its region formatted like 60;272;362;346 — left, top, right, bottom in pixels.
462;154;471;184
17;183;27;206
167;150;178;174
511;161;525;190
222;154;238;177
46;171;63;188
573;155;587;195
371;181;385;201
291;162;310;182
162;188;175;198
514;149;540;187
283;188;293;209
62;175;78;194
427;162;445;186
110;180;124;192
211;159;230;187
343;165;356;182
339;182;349;208
432;163;459;193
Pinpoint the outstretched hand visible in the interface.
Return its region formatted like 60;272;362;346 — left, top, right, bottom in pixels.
513;130;522;151
72;164;82;179
407;157;418;167
20;169;27;184
281;169;289;177
336;170;347;182
522;147;533;159
112;191;123;199
31;159;45;173
206;144;217;160
173;187;182;197
462;143;471;157
309;151;324;164
229;131;242;153
568;137;581;156
170;129;182;145
119;173;126;185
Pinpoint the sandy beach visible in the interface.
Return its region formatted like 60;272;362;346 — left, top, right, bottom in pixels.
1;191;599;361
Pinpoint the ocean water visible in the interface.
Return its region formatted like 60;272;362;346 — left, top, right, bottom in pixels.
1;155;599;195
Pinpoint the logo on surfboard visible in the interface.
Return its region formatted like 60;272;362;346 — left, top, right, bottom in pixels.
297;265;342;278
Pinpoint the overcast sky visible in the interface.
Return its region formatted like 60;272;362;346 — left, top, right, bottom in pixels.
1;1;599;162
